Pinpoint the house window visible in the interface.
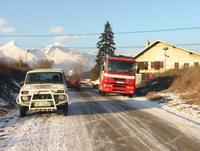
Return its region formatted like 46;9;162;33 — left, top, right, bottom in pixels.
183;63;189;68
138;62;148;70
194;62;199;68
174;62;179;69
151;61;164;70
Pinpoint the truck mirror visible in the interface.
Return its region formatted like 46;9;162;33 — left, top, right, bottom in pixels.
102;65;104;70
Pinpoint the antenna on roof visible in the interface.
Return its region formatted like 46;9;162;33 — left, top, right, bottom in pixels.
145;40;151;47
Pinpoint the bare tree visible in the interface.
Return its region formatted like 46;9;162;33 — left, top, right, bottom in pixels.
32;59;54;69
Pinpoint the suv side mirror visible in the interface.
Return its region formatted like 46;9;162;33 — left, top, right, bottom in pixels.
20;81;24;86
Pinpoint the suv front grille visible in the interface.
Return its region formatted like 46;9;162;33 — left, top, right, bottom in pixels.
33;94;52;100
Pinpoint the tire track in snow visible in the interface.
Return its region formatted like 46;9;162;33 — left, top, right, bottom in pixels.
83;90;166;150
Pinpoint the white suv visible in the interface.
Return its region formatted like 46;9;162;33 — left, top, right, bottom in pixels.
16;68;69;117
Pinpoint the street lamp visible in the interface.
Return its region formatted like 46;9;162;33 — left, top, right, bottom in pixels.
78;58;86;78
163;47;169;71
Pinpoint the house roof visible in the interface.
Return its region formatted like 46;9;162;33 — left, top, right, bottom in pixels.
134;40;200;59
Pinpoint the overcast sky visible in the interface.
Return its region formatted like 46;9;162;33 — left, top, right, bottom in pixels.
0;0;200;53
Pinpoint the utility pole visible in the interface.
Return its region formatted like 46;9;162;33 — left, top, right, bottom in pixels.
25;49;30;64
79;58;85;79
163;47;169;71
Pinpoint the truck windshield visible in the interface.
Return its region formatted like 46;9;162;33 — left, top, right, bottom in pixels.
108;60;136;75
26;72;64;84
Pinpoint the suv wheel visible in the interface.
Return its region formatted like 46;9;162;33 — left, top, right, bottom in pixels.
63;103;68;115
19;106;27;117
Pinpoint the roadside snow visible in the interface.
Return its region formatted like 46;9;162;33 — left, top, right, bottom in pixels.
0;98;6;106
0;79;19;108
158;92;200;120
12;80;20;89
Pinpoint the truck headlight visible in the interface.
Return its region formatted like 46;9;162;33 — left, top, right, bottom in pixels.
58;95;65;101
107;84;112;87
127;86;133;89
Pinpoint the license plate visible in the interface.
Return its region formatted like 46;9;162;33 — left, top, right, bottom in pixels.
35;102;51;107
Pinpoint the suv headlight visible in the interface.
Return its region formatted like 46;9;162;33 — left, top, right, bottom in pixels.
21;96;30;102
58;95;65;101
57;90;64;93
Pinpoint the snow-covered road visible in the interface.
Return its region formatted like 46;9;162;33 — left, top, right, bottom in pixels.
1;87;200;151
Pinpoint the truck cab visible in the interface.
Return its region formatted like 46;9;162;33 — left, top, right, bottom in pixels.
99;55;136;96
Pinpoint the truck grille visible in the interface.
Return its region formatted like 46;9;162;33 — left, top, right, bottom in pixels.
114;78;126;82
113;84;126;88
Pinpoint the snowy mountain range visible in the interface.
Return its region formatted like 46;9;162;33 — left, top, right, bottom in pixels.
0;41;96;71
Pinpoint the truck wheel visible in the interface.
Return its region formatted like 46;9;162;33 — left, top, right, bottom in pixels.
102;92;107;96
19;106;27;117
99;91;107;96
63;103;68;115
98;90;101;94
128;94;133;98
95;85;99;89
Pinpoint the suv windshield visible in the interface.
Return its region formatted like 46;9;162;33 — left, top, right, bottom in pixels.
26;72;64;84
108;60;136;75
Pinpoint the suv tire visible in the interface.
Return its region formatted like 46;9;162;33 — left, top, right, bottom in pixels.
19;106;27;117
63;103;68;115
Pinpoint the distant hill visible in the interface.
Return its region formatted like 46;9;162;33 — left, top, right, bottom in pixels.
0;41;96;72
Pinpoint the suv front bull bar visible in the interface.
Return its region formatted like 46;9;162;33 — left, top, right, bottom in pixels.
29;89;57;112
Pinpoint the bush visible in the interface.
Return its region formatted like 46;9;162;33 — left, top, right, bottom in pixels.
32;59;54;69
169;67;200;92
0;59;29;82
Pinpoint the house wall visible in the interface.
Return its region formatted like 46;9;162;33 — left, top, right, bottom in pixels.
135;43;200;73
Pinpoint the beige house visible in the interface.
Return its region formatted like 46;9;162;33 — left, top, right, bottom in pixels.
134;40;200;73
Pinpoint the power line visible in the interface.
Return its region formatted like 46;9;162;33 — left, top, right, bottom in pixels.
115;26;200;34
0;33;99;37
24;42;200;50
176;43;200;46
1;26;200;38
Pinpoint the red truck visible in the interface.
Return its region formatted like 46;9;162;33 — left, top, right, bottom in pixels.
99;55;136;97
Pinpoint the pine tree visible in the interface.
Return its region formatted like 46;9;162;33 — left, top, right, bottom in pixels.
90;21;116;80
96;21;115;64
